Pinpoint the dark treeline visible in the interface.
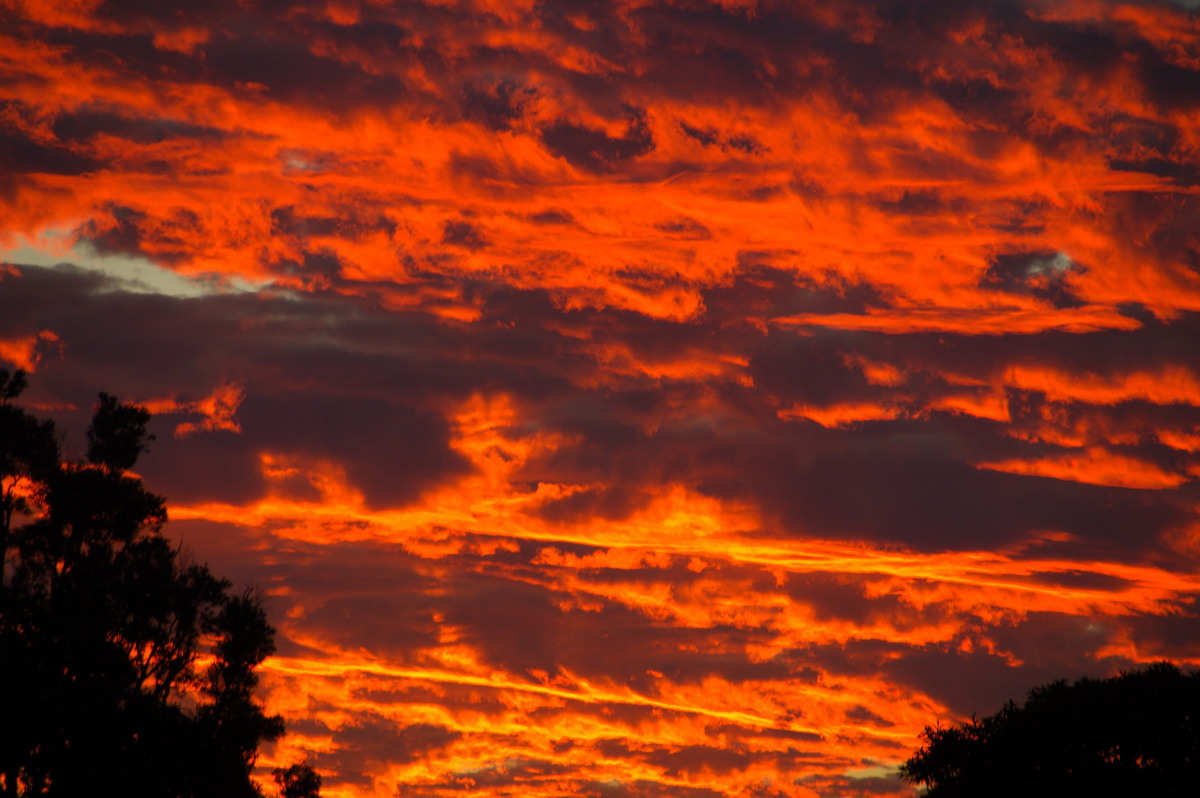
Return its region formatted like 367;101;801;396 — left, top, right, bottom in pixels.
901;661;1200;797
0;371;318;797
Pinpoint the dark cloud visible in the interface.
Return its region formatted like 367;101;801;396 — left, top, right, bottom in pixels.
75;204;197;265
437;567;792;690
983;250;1086;309
50;107;229;145
541;112;655;173
527;208;577;225
844;705;894;728
2;265;474;506
0;124;102;177
755;435;1187;551
707;265;888;321
807;773;911;798
680;122;764;155
199;30;409;110
680;122;720;148
877;611;1140;718
654;217;712;240
461;79;536;131
786;573;924;629
295;715;461;789
270;206;396;241
441;219;490;251
1027;569;1135;592
1114;611;1200;660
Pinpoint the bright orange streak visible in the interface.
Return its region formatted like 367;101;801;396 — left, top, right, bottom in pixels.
773;305;1142;335
978;447;1190;490
777;401;904;428
262;656;815;736
1005;364;1200;406
931;390;1012;422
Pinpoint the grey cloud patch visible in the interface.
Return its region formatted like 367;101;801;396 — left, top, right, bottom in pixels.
983;250;1085;309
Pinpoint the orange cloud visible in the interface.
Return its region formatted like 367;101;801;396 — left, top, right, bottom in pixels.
0;329;59;372
773;306;1143;335
143;381;245;437
778;401;905;428
977;446;1190;490
1005;364;1200;407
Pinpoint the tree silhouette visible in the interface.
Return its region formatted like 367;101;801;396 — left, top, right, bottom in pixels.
0;371;309;797
900;662;1200;797
274;762;322;798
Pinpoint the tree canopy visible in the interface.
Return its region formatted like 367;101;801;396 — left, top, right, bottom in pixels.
0;371;304;796
900;661;1200;797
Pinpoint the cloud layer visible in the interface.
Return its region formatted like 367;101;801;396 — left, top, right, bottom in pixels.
4;0;1200;796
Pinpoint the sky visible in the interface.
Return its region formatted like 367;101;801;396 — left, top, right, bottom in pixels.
3;0;1200;795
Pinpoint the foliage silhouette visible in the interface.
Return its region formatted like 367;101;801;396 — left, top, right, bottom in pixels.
274;762;322;798
0;372;312;797
900;662;1200;797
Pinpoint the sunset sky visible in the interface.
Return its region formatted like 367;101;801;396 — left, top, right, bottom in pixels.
5;0;1200;795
